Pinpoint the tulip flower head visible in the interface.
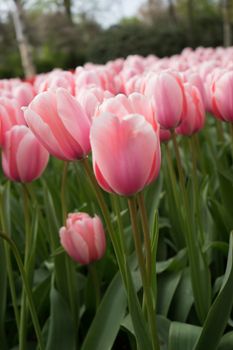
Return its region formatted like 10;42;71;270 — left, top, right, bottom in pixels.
2;125;49;182
24;88;91;161
90;112;161;196
59;212;106;264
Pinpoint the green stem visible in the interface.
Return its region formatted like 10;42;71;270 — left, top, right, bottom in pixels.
216;119;224;143
0;232;44;350
19;185;31;350
230;123;233;163
137;192;152;285
61;161;78;328
0;191;20;333
88;264;100;309
189;137;205;245
172;132;211;323
128;197;160;350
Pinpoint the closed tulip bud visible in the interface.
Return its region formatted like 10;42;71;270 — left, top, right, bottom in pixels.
59;213;106;264
24;88;91;161
90;112;161;196
211;71;233;122
2;125;49;182
0;97;26;146
144;71;185;130
176;84;205;136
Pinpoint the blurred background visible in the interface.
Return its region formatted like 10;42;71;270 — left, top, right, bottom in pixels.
0;0;232;78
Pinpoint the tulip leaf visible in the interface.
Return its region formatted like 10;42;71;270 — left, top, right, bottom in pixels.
81;271;127;350
218;331;233;350
194;232;233;350
168;322;201;350
45;284;76;350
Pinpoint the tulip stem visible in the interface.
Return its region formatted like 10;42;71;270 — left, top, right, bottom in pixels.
164;143;185;248
137;192;152;284
230;123;233;163
61;161;78;329
0;231;44;350
189;137;205;245
0;187;20;334
82;158;153;349
128;197;160;350
19;184;32;350
172;132;211;323
88;264;100;309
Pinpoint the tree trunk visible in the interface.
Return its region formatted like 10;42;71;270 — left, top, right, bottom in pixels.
12;0;36;78
222;0;232;47
63;0;73;23
187;0;195;46
168;0;177;25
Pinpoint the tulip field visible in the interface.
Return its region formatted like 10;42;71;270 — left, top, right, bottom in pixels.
1;46;233;350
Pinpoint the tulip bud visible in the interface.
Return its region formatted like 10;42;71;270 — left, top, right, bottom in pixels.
24;88;91;161
2;125;49;182
90;113;161;196
59;212;106;264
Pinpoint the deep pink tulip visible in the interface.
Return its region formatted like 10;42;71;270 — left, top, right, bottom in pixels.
211;71;233;122
24;88;91;161
0;97;26;146
59;212;106;264
90;113;161;196
144;71;185;130
159;129;171;143
2;125;49;182
176;84;205;136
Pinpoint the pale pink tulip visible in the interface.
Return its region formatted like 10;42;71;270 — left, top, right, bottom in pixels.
0;97;26;146
13;82;35;107
59;212;106;264
96;93;158;132
24;88;91;160
144;71;185;130
176;84;205;136
211;71;233;122
90;113;161;196
2;125;49;182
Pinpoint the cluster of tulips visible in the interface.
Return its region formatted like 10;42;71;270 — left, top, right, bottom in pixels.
0;46;233;350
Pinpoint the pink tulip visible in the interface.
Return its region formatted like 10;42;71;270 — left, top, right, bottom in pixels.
76;87;112;121
176;84;205;136
211;71;233;122
90;112;161;196
24;88;91;161
96;93;158;132
144;71;185;130
2;125;49;182
59;212;106;264
0;97;26;146
13;82;35;107
159;129;171;143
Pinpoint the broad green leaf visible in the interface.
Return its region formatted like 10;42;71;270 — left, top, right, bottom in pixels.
168;322;201;350
82;271;127;350
45;285;76;350
172;268;194;322
194;232;233;350
157;271;182;316
157;249;187;274
218;331;233;350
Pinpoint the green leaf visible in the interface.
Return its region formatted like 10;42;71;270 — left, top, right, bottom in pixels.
157;249;187;274
81;271;127;350
45;285;76;350
157;271;182;316
194;232;233;350
168;322;201;350
218;331;233;350
172;268;194;322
